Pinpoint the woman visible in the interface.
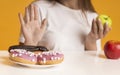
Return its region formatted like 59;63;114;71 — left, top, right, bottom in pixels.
19;0;111;51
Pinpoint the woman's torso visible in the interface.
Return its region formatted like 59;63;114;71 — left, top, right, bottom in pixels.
20;0;99;51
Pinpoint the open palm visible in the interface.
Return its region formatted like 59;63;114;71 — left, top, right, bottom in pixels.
19;5;47;45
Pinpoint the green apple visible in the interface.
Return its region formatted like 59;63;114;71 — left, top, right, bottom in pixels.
97;15;112;27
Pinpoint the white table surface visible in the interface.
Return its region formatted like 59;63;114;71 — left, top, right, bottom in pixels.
0;50;120;75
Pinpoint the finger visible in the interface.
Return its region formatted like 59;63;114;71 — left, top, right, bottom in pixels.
18;13;25;27
30;4;34;20
39;8;42;24
97;18;103;38
40;19;47;30
93;19;98;38
103;23;111;37
25;7;30;23
34;5;39;20
91;19;95;33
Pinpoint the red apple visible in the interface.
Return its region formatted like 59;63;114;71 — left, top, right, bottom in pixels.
104;40;120;59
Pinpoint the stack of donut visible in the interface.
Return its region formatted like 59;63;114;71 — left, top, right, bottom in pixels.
8;45;64;65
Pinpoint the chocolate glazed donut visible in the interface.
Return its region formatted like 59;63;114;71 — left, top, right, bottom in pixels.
8;45;49;52
8;45;50;65
8;45;64;65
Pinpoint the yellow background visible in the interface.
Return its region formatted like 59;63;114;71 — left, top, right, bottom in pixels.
0;0;120;50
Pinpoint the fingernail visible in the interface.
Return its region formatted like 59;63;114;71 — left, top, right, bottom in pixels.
98;18;101;22
105;22;108;25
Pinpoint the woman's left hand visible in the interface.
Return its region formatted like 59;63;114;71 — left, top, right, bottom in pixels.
85;18;111;50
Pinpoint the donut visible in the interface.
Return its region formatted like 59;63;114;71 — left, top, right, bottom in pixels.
9;49;37;65
8;45;64;65
37;51;64;65
8;45;49;52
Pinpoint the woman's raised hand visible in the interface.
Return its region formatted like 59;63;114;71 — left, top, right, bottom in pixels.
19;4;47;46
85;18;111;50
88;18;111;40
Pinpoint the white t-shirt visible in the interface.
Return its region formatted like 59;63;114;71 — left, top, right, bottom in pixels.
20;0;101;51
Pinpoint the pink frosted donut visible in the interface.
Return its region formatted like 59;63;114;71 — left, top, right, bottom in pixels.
37;51;64;65
9;46;64;65
9;49;37;64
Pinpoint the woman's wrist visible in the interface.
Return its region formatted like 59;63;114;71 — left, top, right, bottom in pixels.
85;37;97;50
24;40;38;46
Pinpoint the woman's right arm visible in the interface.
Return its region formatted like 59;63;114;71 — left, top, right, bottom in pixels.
18;4;47;46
